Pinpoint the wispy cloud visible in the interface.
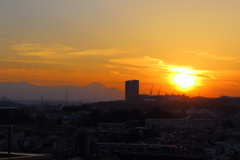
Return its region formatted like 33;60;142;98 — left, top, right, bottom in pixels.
109;71;126;76
109;56;164;69
195;73;217;80
68;49;126;56
108;56;217;80
109;56;187;70
11;43;128;59
0;59;73;65
196;52;240;61
11;43;73;58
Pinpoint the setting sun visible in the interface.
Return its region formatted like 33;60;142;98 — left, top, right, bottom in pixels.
170;68;198;90
173;73;196;89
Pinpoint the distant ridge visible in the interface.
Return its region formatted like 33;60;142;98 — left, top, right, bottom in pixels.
83;82;108;90
0;81;124;102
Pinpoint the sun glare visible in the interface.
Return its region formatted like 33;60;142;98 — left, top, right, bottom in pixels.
173;74;195;88
171;68;197;89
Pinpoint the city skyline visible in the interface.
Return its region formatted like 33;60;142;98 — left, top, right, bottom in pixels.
1;1;240;97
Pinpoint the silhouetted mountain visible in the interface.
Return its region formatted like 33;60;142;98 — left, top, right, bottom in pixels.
0;82;124;102
83;82;108;90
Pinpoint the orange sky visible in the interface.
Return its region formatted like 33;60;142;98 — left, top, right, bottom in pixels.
1;0;240;97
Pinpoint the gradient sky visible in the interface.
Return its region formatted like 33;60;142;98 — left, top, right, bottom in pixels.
1;0;240;97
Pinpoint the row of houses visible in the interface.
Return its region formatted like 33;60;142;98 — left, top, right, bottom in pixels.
145;118;216;129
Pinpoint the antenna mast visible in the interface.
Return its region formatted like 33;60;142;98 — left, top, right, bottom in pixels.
65;90;68;106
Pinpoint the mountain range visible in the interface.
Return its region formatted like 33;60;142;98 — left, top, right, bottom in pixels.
0;81;124;102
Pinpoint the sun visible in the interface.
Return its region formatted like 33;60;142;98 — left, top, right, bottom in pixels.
173;73;196;89
170;68;198;89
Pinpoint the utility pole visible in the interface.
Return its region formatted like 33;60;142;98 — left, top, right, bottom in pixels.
65;90;68;106
8;110;12;156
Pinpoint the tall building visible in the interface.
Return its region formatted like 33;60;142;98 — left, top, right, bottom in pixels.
125;80;139;102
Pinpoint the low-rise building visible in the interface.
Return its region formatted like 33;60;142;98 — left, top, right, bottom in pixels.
98;123;125;133
98;142;178;155
145;118;216;129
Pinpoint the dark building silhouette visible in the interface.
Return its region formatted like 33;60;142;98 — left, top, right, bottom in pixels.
125;80;139;102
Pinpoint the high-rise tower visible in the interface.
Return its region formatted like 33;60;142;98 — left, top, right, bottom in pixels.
125;80;139;102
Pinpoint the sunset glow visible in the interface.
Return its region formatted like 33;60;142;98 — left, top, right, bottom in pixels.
1;1;240;97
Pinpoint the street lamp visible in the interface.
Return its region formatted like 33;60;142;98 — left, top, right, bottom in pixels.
0;107;17;157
